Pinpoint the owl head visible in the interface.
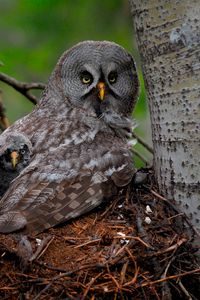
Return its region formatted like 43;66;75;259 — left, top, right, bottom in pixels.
46;41;139;122
0;132;32;172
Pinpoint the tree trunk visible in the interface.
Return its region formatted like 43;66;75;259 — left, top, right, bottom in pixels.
130;0;200;233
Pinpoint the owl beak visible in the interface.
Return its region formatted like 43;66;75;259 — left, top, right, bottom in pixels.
10;151;19;169
97;82;105;101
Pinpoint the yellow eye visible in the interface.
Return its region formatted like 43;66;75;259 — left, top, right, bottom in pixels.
81;71;93;84
108;72;117;84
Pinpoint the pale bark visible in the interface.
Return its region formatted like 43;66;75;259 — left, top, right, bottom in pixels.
130;0;200;233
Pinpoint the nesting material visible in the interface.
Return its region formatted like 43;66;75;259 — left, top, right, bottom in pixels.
0;169;199;300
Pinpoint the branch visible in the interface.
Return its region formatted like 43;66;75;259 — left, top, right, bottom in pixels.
0;72;45;104
0;90;10;130
131;148;150;166
132;132;154;154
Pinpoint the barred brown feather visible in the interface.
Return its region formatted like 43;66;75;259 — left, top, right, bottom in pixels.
0;41;139;234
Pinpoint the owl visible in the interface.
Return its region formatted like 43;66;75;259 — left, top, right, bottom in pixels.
0;132;32;197
0;41;139;234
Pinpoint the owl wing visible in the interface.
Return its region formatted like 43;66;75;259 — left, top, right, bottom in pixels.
0;173;104;234
0;148;134;234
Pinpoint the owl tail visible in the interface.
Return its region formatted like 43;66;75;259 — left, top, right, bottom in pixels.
0;211;27;233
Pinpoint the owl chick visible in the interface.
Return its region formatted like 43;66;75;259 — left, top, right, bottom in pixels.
0;41;139;234
0;132;32;197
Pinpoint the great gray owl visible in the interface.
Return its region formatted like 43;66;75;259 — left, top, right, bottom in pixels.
0;132;32;197
0;41;139;234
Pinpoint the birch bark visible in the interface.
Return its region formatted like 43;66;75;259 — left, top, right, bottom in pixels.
130;0;200;233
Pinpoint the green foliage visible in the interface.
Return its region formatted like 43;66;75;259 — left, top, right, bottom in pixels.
0;0;152;167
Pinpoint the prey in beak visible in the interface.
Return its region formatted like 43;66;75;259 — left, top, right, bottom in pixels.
97;82;106;101
10;151;19;169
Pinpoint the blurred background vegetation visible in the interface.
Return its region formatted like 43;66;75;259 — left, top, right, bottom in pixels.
0;0;152;166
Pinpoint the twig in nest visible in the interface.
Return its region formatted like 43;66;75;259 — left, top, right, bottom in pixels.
160;238;187;255
132;131;154;154
74;238;101;249
104;273;122;296
32;263;102;300
123;248;139;287
0;90;9;130
114;235;154;250
178;281;193;300
160;239;185;300
150;189;200;238
120;260;129;285
0;72;45;104
141;237;187;259
138;267;200;288
81;272;103;300
99;195;123;220
34;260;69;273
29;235;54;262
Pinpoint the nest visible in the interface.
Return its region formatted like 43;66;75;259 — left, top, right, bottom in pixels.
0;168;199;300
